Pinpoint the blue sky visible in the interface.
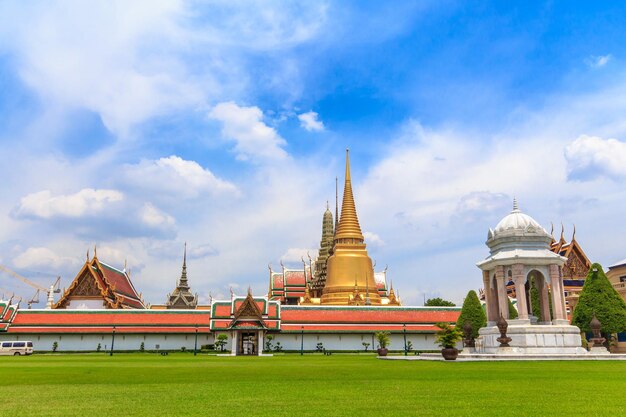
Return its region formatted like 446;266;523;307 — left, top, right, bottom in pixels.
1;1;626;305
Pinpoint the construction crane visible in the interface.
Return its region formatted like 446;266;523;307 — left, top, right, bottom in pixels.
0;264;61;308
0;287;23;303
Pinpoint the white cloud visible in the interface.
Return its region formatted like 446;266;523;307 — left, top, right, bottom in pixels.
94;246;143;273
586;54;612;68
15;189;124;219
298;111;325;131
140;203;175;228
209;101;288;161
280;247;315;264
122;155;239;198
189;244;219;259
564;135;626;180
0;2;329;137
363;231;384;247
12;247;79;272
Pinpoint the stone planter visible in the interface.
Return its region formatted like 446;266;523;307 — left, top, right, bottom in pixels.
441;347;459;361
377;348;388;356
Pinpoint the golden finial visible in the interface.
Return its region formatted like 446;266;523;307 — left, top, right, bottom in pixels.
550;222;554;238
86;248;90;261
560;222;565;241
572;224;576;240
335;148;364;242
93;244;97;259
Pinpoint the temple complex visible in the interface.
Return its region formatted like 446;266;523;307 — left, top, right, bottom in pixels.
267;149;397;306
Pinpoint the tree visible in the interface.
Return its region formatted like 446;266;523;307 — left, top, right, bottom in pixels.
456;290;487;338
215;334;228;352
529;277;541;318
425;297;456;307
508;297;518;319
375;331;391;349
434;322;463;348
529;277;553;320
572;263;626;334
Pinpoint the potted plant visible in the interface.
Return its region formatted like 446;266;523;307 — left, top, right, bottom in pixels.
375;331;391;356
435;322;463;360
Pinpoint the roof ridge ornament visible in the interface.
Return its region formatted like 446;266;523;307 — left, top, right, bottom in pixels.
512;197;520;213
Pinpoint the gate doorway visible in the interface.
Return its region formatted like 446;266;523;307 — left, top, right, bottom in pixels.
238;331;258;355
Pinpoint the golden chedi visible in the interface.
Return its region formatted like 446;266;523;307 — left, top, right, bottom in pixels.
321;149;382;305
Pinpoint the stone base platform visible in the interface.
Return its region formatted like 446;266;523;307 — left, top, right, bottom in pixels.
379;353;626;361
476;321;588;355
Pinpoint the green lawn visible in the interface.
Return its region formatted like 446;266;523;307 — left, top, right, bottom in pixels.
0;354;624;416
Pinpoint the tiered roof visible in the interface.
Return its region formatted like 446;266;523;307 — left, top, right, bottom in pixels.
54;254;145;309
165;244;198;309
268;263;311;304
210;292;280;331
550;226;591;282
7;309;209;334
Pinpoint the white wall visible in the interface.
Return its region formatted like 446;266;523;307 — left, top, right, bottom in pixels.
0;332;439;352
271;332;438;351
0;333;215;352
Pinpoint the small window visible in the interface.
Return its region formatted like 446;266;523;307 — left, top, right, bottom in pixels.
27;342;33;347
620;276;626;283
13;342;25;348
2;342;11;348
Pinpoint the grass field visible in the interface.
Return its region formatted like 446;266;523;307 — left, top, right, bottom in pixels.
1;354;625;416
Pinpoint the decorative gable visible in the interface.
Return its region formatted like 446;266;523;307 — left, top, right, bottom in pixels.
72;272;103;297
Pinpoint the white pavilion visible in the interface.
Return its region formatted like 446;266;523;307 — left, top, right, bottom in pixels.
475;199;587;354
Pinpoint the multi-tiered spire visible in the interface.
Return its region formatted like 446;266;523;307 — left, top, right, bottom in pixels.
321;149;382;305
335;149;364;243
312;203;334;297
166;244;197;309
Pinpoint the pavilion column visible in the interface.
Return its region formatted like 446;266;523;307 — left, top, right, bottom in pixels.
549;264;566;322
537;276;551;323
495;265;509;320
258;331;264;356
512;264;528;320
230;331;238;355
482;270;494;322
560;269;568;319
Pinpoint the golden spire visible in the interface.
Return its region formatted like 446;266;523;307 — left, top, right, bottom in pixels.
335;149;364;242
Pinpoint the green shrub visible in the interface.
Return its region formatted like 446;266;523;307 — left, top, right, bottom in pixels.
425;297;455;307
434;323;462;348
572;263;626;334
215;334;228;352
508;297;518;319
96;343;101;352
52;341;58;352
456;290;487;338
580;333;589;351
139;342;145;352
375;331;391;349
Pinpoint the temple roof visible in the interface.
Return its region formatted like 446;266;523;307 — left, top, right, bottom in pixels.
609;258;626;269
166;244;197;309
54;255;145;309
493;199;548;237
